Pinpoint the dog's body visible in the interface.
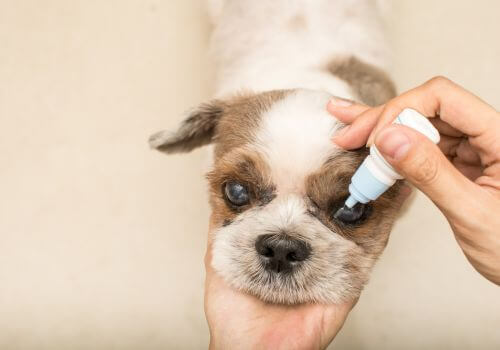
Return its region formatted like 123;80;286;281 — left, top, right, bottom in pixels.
150;0;403;304
208;0;395;104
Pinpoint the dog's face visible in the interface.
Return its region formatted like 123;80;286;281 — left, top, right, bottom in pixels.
150;89;404;304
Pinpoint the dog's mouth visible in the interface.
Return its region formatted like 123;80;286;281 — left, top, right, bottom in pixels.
213;233;371;305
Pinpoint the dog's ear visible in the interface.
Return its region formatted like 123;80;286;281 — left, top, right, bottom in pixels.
149;100;225;154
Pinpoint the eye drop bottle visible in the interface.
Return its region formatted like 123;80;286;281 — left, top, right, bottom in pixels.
344;108;440;208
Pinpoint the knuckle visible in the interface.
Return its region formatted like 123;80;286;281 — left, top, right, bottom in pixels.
381;100;404;121
427;75;452;89
384;101;399;113
384;96;404;111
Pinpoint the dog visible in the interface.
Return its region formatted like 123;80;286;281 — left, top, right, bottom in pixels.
149;0;404;304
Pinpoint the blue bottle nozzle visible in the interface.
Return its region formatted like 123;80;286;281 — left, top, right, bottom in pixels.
344;195;358;209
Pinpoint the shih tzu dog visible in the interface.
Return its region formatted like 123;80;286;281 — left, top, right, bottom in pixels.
150;0;404;304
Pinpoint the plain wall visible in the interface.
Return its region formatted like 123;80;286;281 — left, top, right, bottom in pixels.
0;1;499;349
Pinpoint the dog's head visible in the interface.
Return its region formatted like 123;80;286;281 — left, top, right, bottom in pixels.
150;89;404;304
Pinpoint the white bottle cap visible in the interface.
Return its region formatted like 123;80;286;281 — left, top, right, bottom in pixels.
395;108;440;144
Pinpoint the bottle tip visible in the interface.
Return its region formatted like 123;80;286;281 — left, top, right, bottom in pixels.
344;195;358;208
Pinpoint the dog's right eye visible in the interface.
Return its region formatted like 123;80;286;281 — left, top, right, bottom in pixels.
224;181;250;206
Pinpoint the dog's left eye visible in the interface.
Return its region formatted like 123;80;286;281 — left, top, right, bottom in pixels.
224;181;250;206
333;202;369;225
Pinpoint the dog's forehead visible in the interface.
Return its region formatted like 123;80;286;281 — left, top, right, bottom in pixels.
253;89;343;192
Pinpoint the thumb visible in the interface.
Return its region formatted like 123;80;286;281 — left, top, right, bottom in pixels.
374;125;476;216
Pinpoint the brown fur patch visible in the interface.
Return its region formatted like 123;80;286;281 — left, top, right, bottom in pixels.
213;90;289;158
328;56;397;106
305;149;404;256
150;90;288;155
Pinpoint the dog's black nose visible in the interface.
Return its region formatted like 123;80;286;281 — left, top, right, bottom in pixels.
255;234;311;273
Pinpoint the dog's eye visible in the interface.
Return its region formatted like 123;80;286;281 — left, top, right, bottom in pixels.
224;181;250;206
333;202;369;225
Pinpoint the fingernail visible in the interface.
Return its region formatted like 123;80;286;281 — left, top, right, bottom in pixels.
376;127;411;160
367;127;380;147
328;97;353;108
366;135;374;147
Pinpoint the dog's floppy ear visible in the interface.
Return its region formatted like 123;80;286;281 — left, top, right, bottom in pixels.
149;100;225;154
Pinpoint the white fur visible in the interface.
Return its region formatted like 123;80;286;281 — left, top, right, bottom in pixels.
211;193;369;304
254;89;342;193
209;0;390;98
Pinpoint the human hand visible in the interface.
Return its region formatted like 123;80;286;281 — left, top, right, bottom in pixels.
204;217;356;350
327;76;500;285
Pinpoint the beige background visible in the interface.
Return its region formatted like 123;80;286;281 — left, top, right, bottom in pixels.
0;1;499;349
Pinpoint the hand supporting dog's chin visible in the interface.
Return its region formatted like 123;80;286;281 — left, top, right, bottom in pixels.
205;220;357;350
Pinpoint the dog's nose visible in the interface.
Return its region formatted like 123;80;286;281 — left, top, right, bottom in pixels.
255;234;311;273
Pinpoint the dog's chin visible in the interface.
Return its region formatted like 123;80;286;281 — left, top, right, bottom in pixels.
211;254;370;305
233;271;356;305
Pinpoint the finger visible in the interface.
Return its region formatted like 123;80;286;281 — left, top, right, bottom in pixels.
333;106;384;149
336;77;500;157
428;78;499;138
438;135;461;156
455;138;482;165
327;97;370;123
475;173;500;196
365;103;415;146
368;77;499;156
374;124;478;218
430;118;464;138
437;135;482;167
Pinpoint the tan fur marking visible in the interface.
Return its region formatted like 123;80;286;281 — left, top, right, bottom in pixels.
213;90;289;159
328;56;397;106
